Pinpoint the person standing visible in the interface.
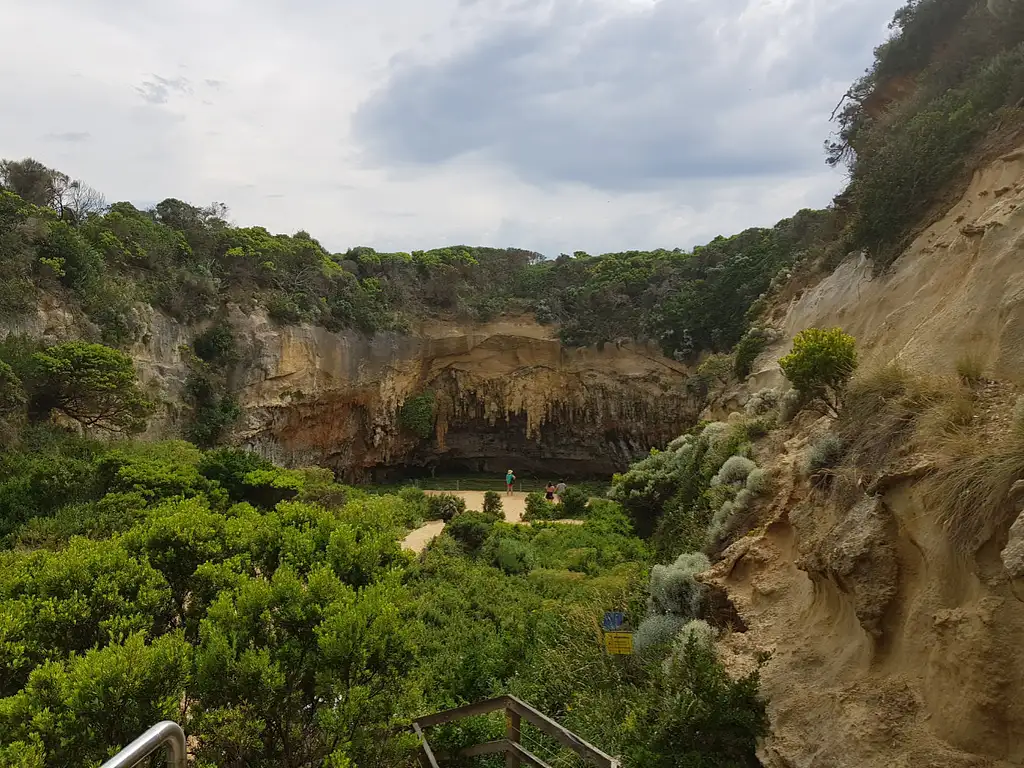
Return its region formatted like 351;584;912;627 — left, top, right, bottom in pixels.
555;480;567;504
506;469;516;496
545;482;557;502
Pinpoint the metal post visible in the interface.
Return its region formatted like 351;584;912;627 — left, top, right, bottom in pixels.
505;705;522;768
100;721;186;768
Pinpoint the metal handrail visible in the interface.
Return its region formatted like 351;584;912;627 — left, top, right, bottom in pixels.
100;721;187;768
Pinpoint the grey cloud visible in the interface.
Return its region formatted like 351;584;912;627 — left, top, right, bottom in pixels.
45;131;91;142
135;74;191;104
354;0;900;191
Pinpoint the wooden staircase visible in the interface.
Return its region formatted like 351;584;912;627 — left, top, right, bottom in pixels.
413;695;619;768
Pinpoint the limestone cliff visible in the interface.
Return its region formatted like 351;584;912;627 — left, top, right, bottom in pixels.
1;306;694;481
709;141;1024;767
755;143;1024;387
228;315;694;480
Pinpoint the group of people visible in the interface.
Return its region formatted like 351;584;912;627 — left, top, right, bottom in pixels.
503;470;567;503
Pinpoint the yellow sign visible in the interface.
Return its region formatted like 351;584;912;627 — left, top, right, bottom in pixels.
604;631;634;655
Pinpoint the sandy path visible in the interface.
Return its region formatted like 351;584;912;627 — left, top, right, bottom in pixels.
401;491;581;553
401;520;446;553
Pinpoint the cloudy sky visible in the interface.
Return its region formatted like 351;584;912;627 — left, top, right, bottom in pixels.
1;0;903;256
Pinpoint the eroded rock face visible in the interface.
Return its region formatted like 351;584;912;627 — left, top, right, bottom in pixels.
227;314;695;480
797;495;899;639
0;306;693;480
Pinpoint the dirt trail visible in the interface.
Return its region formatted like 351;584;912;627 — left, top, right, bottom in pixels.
401;491;581;553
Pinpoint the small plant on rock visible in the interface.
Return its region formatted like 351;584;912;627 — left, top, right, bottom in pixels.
955;354;985;387
779;328;857;417
806;433;845;478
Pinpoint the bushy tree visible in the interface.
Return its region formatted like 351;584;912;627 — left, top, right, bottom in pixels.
0;633;191;766
778;328;857;417
426;493;465;522
523;491;552;522
31;342;154;433
482;490;504;520
446;511;497;553
559;486;589;519
192;566;414;767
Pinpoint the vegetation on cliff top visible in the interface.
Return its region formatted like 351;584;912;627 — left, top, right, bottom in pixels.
0;156;834;365
827;0;1024;268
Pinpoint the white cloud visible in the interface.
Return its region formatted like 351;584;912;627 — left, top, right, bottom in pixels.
0;0;901;256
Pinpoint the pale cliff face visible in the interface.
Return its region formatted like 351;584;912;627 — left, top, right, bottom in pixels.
761;145;1024;384
0;307;685;479
715;142;1024;767
224;313;695;479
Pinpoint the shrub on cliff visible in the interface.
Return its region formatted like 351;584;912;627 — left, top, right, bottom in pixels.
30;342;155;433
806;433;845;476
733;328;771;379
399;392;436;440
779;328;857;417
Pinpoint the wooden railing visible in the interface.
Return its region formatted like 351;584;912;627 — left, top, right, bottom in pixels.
412;695;619;768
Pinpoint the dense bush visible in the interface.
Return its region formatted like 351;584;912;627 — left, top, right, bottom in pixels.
446;511;497;553
523;491;553;521
828;0;1024;267
30;341;154;433
482;490;504;519
399;392;436;440
779;328;857;417
426;492;466;522
733;328;772;379
558;486;589;518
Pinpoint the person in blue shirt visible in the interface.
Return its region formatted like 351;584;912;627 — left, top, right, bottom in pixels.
505;469;516;496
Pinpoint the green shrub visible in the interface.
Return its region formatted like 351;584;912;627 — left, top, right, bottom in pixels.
193;323;238;368
648;552;711;618
446;511;496;553
426;492;466;522
779;328;857;417
558;486;589;519
563;547;599;575
806;433;845;475
399;393;436;440
31;341;154;433
523;491;552;522
482;490;504;520
0;360;27;442
398;486;429;523
634;614;688;653
197;448;272;502
696;353;734;386
733;328;770;379
744;388;779;417
185;373;240;448
492;537;536;575
711;456;756;487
